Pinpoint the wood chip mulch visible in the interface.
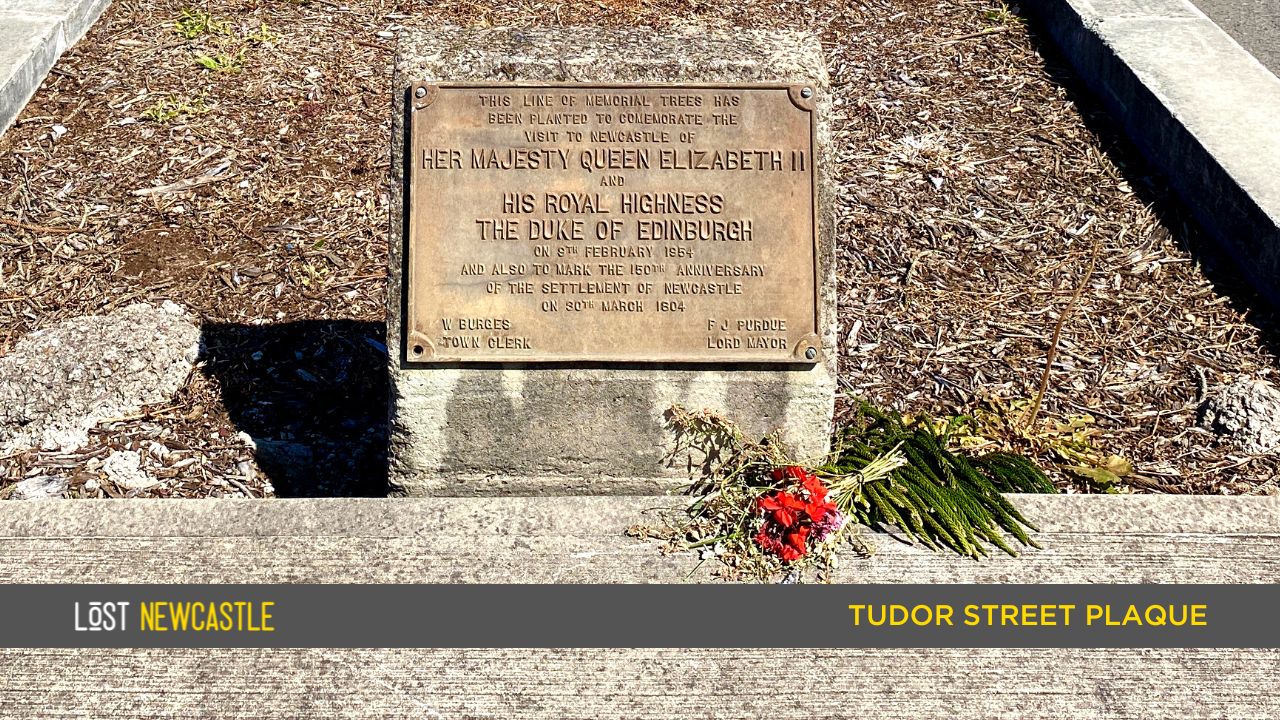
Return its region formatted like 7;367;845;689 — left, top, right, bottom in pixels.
0;0;1275;497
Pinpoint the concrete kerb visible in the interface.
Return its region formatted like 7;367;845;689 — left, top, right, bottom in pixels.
0;0;112;135
1025;0;1280;304
0;494;1275;584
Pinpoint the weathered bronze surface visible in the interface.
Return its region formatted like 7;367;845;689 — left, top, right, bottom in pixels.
405;83;819;363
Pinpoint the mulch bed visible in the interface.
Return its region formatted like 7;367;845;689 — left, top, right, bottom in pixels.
0;0;1275;497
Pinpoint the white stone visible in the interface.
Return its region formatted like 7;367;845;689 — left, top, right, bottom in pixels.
0;304;200;454
1201;377;1280;453
102;450;159;491
10;475;67;500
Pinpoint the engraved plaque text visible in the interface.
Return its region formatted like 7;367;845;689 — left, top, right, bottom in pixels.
406;83;819;362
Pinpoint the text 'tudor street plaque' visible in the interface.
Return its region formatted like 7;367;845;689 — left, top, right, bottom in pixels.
405;83;819;363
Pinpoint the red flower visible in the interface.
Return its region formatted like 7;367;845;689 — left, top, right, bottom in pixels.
800;473;827;502
755;527;783;557
785;526;810;555
754;466;840;563
757;490;809;528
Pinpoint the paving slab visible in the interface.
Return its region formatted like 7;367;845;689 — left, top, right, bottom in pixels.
0;15;62;136
1028;0;1280;304
6;0;111;44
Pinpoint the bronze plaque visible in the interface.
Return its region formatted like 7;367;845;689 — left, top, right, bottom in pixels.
405;83;819;363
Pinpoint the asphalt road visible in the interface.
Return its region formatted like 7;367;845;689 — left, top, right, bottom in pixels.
1192;0;1280;74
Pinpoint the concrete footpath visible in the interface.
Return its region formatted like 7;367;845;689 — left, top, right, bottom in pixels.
1027;0;1280;304
0;0;110;135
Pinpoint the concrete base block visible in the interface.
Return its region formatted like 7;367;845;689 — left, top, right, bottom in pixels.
388;26;838;495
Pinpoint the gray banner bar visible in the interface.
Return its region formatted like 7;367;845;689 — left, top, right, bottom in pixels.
3;585;1274;648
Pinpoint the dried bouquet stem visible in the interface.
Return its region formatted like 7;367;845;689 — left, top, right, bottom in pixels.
1024;238;1102;431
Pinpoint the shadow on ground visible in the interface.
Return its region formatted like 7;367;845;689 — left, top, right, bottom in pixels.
1023;14;1280;358
200;320;390;497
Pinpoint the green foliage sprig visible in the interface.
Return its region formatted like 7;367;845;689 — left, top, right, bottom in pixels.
823;402;1048;558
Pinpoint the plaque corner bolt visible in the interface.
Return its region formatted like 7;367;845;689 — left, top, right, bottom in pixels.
411;84;436;110
794;333;821;362
408;332;435;360
788;84;817;112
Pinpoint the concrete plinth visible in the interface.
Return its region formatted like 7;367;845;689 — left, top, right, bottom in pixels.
388;26;837;495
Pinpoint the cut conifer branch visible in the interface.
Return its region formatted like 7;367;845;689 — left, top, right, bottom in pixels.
824;402;1048;558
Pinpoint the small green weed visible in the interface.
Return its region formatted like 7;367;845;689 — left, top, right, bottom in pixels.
983;3;1024;24
174;8;231;39
245;22;280;46
194;49;245;73
187;19;277;74
140;95;210;123
298;263;329;288
944;396;1139;493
